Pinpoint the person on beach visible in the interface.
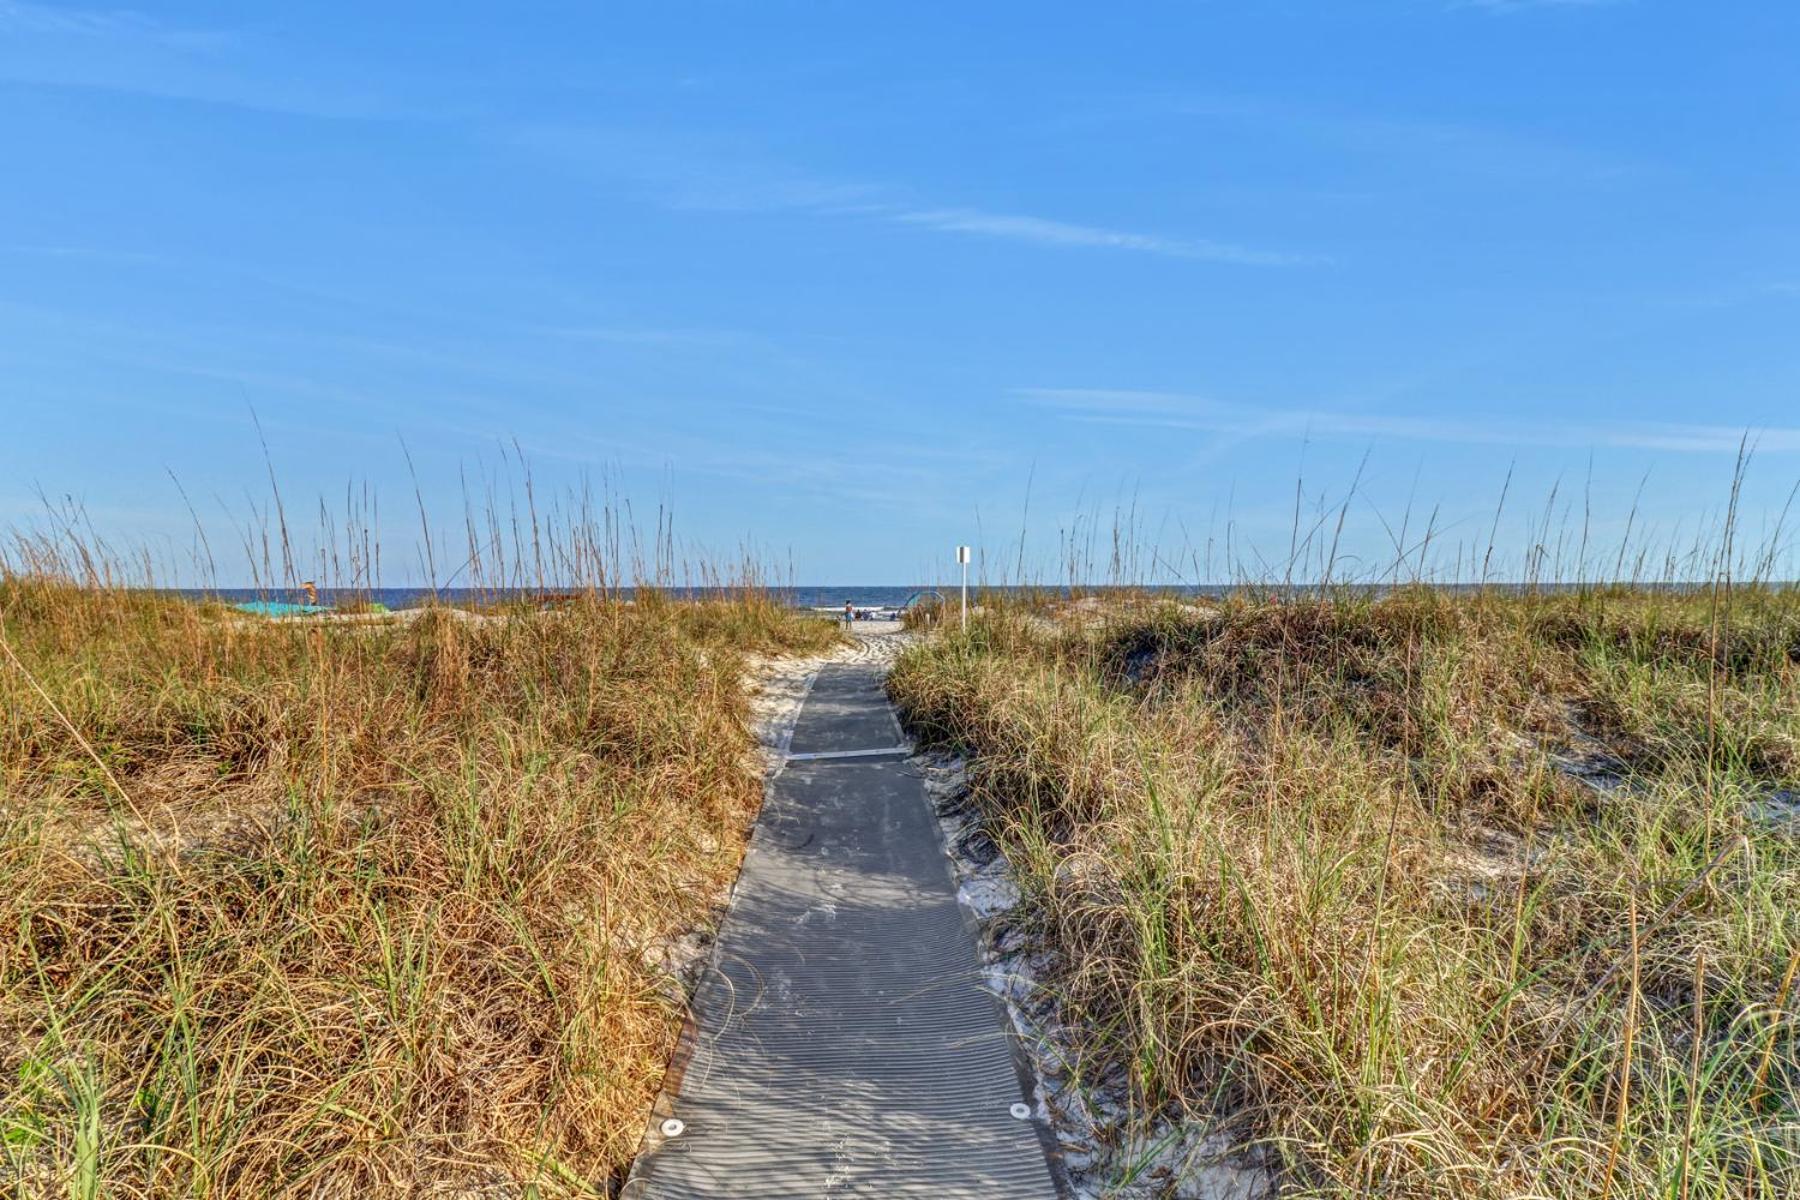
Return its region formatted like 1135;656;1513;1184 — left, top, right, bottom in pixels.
843;600;854;628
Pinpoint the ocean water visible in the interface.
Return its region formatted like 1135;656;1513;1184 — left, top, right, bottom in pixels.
172;581;1703;613
175;584;1252;612
179;585;977;611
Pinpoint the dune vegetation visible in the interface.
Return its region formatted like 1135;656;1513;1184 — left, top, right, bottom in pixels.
892;583;1800;1197
0;568;838;1197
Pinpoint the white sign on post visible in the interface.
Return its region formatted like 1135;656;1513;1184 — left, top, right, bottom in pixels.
956;545;971;627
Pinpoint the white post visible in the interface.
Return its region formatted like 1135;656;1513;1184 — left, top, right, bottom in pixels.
956;545;971;628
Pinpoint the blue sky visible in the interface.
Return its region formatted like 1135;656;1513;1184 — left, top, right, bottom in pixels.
3;1;1798;585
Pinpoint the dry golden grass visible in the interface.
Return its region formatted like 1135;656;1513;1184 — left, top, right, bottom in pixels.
0;577;838;1197
892;587;1800;1198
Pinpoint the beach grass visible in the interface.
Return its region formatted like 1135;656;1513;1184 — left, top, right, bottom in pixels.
0;573;839;1197
891;584;1800;1196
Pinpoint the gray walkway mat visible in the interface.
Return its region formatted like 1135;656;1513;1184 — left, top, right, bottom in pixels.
784;664;908;756
626;664;1058;1198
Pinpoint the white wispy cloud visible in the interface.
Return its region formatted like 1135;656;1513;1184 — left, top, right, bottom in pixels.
511;127;1316;267
0;4;417;117
0;0;229;49
0;1;151;36
1018;388;1800;454
890;208;1317;266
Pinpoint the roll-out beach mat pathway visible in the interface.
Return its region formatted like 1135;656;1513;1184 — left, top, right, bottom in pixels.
624;662;1061;1198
